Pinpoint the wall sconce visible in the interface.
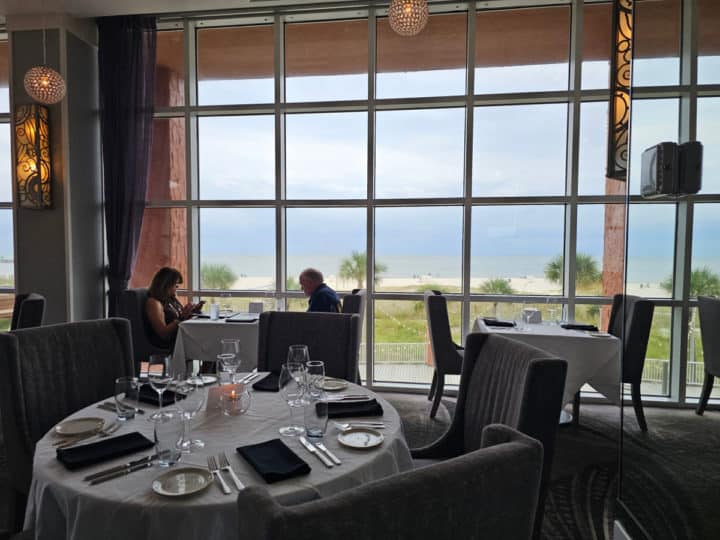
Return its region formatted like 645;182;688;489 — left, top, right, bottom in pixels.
606;0;634;181
15;104;52;209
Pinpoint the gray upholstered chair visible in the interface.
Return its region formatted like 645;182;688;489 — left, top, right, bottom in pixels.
238;424;543;540
574;294;654;431
697;296;720;415
118;287;171;373
412;332;567;539
341;289;366;382
10;293;46;330
0;318;134;533
257;311;360;383
424;290;464;418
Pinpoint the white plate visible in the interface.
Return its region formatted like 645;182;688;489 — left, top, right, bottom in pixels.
152;467;214;497
200;375;218;385
338;427;384;449
589;332;613;338
55;417;105;437
322;377;349;392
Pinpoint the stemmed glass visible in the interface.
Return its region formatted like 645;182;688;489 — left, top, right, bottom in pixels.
175;378;206;452
288;344;310;366
278;361;307;437
147;354;174;420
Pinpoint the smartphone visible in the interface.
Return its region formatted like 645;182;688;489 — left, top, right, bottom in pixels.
192;300;206;313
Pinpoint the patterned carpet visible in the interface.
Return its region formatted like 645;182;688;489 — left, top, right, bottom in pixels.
381;393;720;540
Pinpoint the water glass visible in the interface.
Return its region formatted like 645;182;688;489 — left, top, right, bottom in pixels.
217;353;240;385
114;376;139;421
209;303;220;320
306;360;325;398
304;395;328;440
153;409;184;467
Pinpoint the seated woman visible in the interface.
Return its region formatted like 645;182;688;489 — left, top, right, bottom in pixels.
145;267;200;348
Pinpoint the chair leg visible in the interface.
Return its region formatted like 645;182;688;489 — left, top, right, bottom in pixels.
696;372;715;415
631;381;647;432
430;375;444;419
572;391;580;426
428;371;437;401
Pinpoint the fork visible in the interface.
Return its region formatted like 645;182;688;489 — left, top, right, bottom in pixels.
218;452;245;491
207;455;231;494
55;421;121;449
333;421;385;431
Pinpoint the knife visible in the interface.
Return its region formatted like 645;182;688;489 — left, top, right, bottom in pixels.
299;437;333;468
89;460;155;485
83;454;159;482
97;402;146;415
315;442;342;465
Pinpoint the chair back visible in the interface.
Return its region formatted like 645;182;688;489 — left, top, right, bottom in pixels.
10;293;46;330
257;311;360;382
0;319;134;498
341;289;366;374
608;294;655;383
424;291;463;374
238;424;543;540
698;296;720;376
118;288;170;372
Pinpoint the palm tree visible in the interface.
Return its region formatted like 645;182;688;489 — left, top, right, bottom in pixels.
479;278;516;318
339;251;388;289
201;263;237;290
545;253;602;287
660;266;720;298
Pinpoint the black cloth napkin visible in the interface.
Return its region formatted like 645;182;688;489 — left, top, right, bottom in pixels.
56;432;154;470
325;399;384;419
237;438;310;483
131;385;185;406
252;372;290;392
561;323;599;332
482;317;516;328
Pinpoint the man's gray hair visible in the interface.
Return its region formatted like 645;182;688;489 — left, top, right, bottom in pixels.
300;268;324;283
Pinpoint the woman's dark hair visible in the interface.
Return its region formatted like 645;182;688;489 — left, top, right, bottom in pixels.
148;267;183;302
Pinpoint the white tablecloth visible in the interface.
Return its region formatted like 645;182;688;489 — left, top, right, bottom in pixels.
172;318;259;374
25;382;412;540
472;319;621;406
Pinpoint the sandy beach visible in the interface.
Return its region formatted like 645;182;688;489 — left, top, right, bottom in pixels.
229;274;666;297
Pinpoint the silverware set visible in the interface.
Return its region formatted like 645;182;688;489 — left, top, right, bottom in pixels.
208;453;244;494
85;454;159;485
238;369;260;385
97;401;145;415
332;421;385;431
325;394;371;402
54;421;121;449
299;436;342;467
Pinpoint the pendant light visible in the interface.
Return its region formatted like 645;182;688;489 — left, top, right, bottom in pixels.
24;15;67;105
388;0;429;37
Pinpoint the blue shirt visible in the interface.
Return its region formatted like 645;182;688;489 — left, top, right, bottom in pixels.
308;283;341;313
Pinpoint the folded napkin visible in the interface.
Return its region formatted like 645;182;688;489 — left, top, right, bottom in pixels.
252;372;290;392
482;317;516;328
237;438;310;483
561;323;599;332
56;432;154;470
132;385;185;406
325;399;384;419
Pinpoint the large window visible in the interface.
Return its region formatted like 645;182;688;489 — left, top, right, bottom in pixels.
137;2;719;402
0;38;13;330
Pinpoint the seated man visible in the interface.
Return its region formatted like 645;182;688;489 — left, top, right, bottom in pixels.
299;268;341;313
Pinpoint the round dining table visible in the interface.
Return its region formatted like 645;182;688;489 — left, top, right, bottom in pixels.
24;379;413;540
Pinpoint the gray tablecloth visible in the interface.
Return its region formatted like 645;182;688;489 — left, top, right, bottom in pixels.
25;382;412;540
473;319;621;405
172;318;259;374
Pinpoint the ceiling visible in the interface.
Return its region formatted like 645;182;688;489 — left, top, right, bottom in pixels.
0;0;359;19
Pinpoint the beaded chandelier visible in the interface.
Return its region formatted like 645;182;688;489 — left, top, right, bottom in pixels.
388;0;429;37
24;28;67;105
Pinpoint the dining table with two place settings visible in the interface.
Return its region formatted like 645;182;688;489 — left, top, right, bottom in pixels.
24;378;412;540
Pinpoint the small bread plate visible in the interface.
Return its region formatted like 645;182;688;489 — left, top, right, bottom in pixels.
200;375;218;385
322;377;349;392
589;332;613;338
152;467;214;497
55;417;105;437
337;427;384;449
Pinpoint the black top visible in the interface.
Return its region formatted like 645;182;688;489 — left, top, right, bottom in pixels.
308;283;341;313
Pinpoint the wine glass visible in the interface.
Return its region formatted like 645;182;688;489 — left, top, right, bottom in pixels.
147;354;174;420
278;362;306;437
217;353;240;385
287;344;309;366
175;379;206;452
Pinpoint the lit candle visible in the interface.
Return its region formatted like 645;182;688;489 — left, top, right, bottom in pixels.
230;390;237;401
